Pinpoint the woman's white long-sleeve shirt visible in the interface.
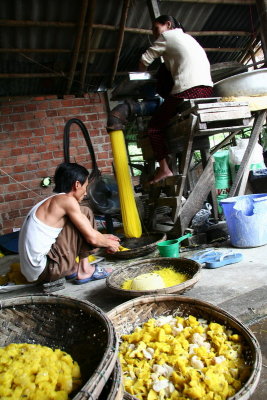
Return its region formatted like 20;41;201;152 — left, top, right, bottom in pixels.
141;28;213;94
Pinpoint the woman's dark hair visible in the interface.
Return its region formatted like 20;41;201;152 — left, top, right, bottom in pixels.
154;15;185;32
53;162;89;193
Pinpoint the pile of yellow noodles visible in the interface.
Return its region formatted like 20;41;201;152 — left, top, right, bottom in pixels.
0;343;82;399
121;267;188;290
109;130;142;238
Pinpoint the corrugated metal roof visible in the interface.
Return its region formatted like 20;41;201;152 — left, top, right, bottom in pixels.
0;0;262;97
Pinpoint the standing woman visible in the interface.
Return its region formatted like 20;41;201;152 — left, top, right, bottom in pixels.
139;15;213;183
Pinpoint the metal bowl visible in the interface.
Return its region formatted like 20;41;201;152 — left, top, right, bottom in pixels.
214;68;267;97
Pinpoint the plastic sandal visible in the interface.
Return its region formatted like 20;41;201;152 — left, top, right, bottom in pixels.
205;252;243;269
66;273;77;280
73;265;112;285
189;249;222;263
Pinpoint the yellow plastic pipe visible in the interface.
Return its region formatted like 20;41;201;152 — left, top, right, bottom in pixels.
109;130;142;238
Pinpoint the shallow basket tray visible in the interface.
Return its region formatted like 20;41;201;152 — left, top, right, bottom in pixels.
109;233;167;260
0;294;119;400
108;294;262;400
106;257;201;298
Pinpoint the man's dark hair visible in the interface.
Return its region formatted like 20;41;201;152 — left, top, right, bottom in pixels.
53;162;89;193
154;15;185;32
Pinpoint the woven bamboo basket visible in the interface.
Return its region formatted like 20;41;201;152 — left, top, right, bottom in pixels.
109;233;167;260
0;294;119;400
99;361;124;400
108;294;262;400
106;257;201;298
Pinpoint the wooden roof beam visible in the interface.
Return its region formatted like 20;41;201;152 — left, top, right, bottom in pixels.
0;20;251;36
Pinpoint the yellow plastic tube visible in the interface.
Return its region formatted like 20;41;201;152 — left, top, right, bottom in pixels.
109;130;142;238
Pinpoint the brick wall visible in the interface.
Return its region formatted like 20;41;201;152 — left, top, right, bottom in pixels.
0;93;113;235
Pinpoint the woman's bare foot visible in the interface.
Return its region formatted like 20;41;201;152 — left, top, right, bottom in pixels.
149;158;173;183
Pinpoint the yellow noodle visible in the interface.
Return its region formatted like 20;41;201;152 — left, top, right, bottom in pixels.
109;130;142;238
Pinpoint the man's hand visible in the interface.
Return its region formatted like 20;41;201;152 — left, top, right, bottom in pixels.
105;238;121;253
103;234;120;242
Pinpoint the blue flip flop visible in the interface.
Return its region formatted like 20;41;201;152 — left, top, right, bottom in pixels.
190;249;222;263
189;249;243;268
73;265;112;285
66;273;77;280
205;252;243;269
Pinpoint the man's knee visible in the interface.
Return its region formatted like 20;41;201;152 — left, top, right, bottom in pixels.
80;206;96;228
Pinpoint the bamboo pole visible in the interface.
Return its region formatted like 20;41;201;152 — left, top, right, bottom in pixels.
66;0;88;94
80;0;96;91
109;0;131;87
256;0;267;62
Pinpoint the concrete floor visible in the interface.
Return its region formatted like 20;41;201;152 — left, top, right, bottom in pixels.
0;240;266;399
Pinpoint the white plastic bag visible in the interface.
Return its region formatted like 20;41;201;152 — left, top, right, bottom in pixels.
229;138;265;180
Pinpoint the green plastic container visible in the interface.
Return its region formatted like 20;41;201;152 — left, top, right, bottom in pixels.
157;233;192;257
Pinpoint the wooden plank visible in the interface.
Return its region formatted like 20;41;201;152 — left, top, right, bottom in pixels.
196;106;250;114
197;119;252;132
170;157;215;236
196;101;249;109
199;109;251;122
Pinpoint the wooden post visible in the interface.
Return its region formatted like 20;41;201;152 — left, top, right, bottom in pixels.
256;0;267;64
80;0;96;92
109;0;131;88
66;0;88;94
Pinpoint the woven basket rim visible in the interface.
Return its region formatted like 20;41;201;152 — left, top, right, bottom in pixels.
108;294;262;400
109;233;167;259
106;257;201;297
0;294;119;400
106;361;123;400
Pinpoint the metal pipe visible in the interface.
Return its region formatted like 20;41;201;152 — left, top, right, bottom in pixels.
106;99;160;131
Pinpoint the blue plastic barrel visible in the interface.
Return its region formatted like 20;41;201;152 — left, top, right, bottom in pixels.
220;194;267;248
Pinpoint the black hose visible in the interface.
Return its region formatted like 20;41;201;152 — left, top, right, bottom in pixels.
63;118;100;180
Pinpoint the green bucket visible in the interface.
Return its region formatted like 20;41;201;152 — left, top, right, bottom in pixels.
157;233;192;257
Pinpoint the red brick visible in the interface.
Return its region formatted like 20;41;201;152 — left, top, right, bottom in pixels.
3;123;15;132
34;111;46;119
25;104;37;112
33;96;45;101
0;176;10;185
45;126;56;134
1;106;13;114
9;114;23;122
16;138;29;147
33;128;45;136
46;110;58;117
45;95;58;100
60;99;74;107
12;105;25;113
14;121;28;130
11;148;23;156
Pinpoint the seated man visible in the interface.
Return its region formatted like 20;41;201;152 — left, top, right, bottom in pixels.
19;162;121;285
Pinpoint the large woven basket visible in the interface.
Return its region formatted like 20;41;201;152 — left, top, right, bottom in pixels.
0;295;119;400
99;361;124;400
106;257;201;298
109;233;167;260
108;294;262;400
